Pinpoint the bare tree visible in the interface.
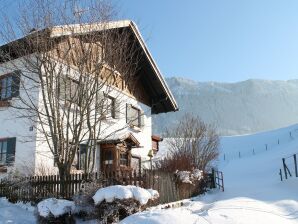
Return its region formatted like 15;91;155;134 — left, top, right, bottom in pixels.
0;0;141;179
156;114;219;172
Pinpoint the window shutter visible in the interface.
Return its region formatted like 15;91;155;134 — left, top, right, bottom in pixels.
6;137;16;165
140;111;145;128
114;99;121;119
97;91;105;115
126;104;132;124
12;71;20;98
59;76;67;100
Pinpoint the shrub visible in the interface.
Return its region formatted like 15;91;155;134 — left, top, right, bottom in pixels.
156;114;219;172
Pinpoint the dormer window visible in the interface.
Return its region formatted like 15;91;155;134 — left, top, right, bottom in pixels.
0;72;20;101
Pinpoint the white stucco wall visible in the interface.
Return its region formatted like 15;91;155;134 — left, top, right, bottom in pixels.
0;59;39;176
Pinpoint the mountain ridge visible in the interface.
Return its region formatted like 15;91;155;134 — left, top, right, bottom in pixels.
153;77;298;136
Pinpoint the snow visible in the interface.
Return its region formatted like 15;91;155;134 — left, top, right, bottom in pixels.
0;197;36;224
121;123;298;223
120;208;198;224
37;198;75;218
93;185;159;205
176;169;204;184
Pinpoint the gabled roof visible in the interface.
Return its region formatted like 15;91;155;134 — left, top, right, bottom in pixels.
98;132;140;147
0;20;178;114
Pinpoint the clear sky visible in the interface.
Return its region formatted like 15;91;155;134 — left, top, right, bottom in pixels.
1;0;298;82
116;0;298;82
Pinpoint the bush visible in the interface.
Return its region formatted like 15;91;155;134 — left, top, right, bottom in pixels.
156;114;219;172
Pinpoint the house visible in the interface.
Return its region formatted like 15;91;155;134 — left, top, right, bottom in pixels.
0;20;178;175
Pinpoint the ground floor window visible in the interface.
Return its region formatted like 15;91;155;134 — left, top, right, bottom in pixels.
120;152;129;166
0;140;7;164
78;144;88;170
0;138;16;165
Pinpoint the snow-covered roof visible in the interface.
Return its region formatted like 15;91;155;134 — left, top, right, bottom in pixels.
98;131;140;147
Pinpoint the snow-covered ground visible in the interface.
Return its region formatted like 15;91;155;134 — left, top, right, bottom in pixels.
121;124;298;223
2;124;298;223
0;198;36;224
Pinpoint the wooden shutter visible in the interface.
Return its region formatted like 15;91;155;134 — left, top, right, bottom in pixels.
114;99;121;119
11;71;20;97
126;104;132;124
59;76;67;100
6;137;16;165
140;110;145;128
97;91;105;116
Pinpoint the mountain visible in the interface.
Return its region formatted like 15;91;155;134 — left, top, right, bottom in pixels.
153;77;298;136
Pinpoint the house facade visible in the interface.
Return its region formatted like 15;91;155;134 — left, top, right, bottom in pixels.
0;20;178;176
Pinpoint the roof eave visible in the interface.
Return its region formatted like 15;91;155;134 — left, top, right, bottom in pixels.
128;22;178;113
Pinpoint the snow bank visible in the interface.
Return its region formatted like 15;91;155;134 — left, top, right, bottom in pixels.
120;207;198;224
93;185;159;205
37;198;75;218
0;197;36;223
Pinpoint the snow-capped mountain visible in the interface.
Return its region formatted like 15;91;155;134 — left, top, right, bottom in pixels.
153;77;298;136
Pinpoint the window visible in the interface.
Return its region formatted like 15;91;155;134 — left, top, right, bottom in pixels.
126;104;144;128
0;72;20;101
0;138;16;165
59;77;79;102
120;152;128;166
78;144;88;170
105;95;116;119
0;141;7;164
97;92;120;120
104;150;113;165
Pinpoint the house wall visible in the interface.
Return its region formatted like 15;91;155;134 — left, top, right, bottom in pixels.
0;59;39;176
0;58;153;175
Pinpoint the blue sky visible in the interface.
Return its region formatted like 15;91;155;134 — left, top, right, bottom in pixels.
117;0;298;82
1;0;298;82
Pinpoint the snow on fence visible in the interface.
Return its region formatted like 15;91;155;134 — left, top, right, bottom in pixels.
279;153;298;181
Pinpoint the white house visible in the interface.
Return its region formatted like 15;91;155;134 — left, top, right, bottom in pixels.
0;20;178;176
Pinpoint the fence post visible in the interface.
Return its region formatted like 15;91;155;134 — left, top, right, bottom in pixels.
283;158;288;179
211;168;216;188
253;148;255;155
239;151;241;158
279;169;283;181
265;144;267;151
278;139;280;145
223;154;225;161
294;154;298;177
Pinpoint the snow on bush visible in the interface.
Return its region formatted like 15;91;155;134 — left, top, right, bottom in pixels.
93;185;159;205
37;198;75;218
176;169;204;184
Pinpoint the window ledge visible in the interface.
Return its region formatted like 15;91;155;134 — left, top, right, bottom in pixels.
0;100;11;108
102;117;118;124
129;125;142;132
0;165;8;173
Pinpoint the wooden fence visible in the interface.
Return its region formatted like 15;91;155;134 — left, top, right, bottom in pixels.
213;169;224;192
0;169;219;204
0;170;142;203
